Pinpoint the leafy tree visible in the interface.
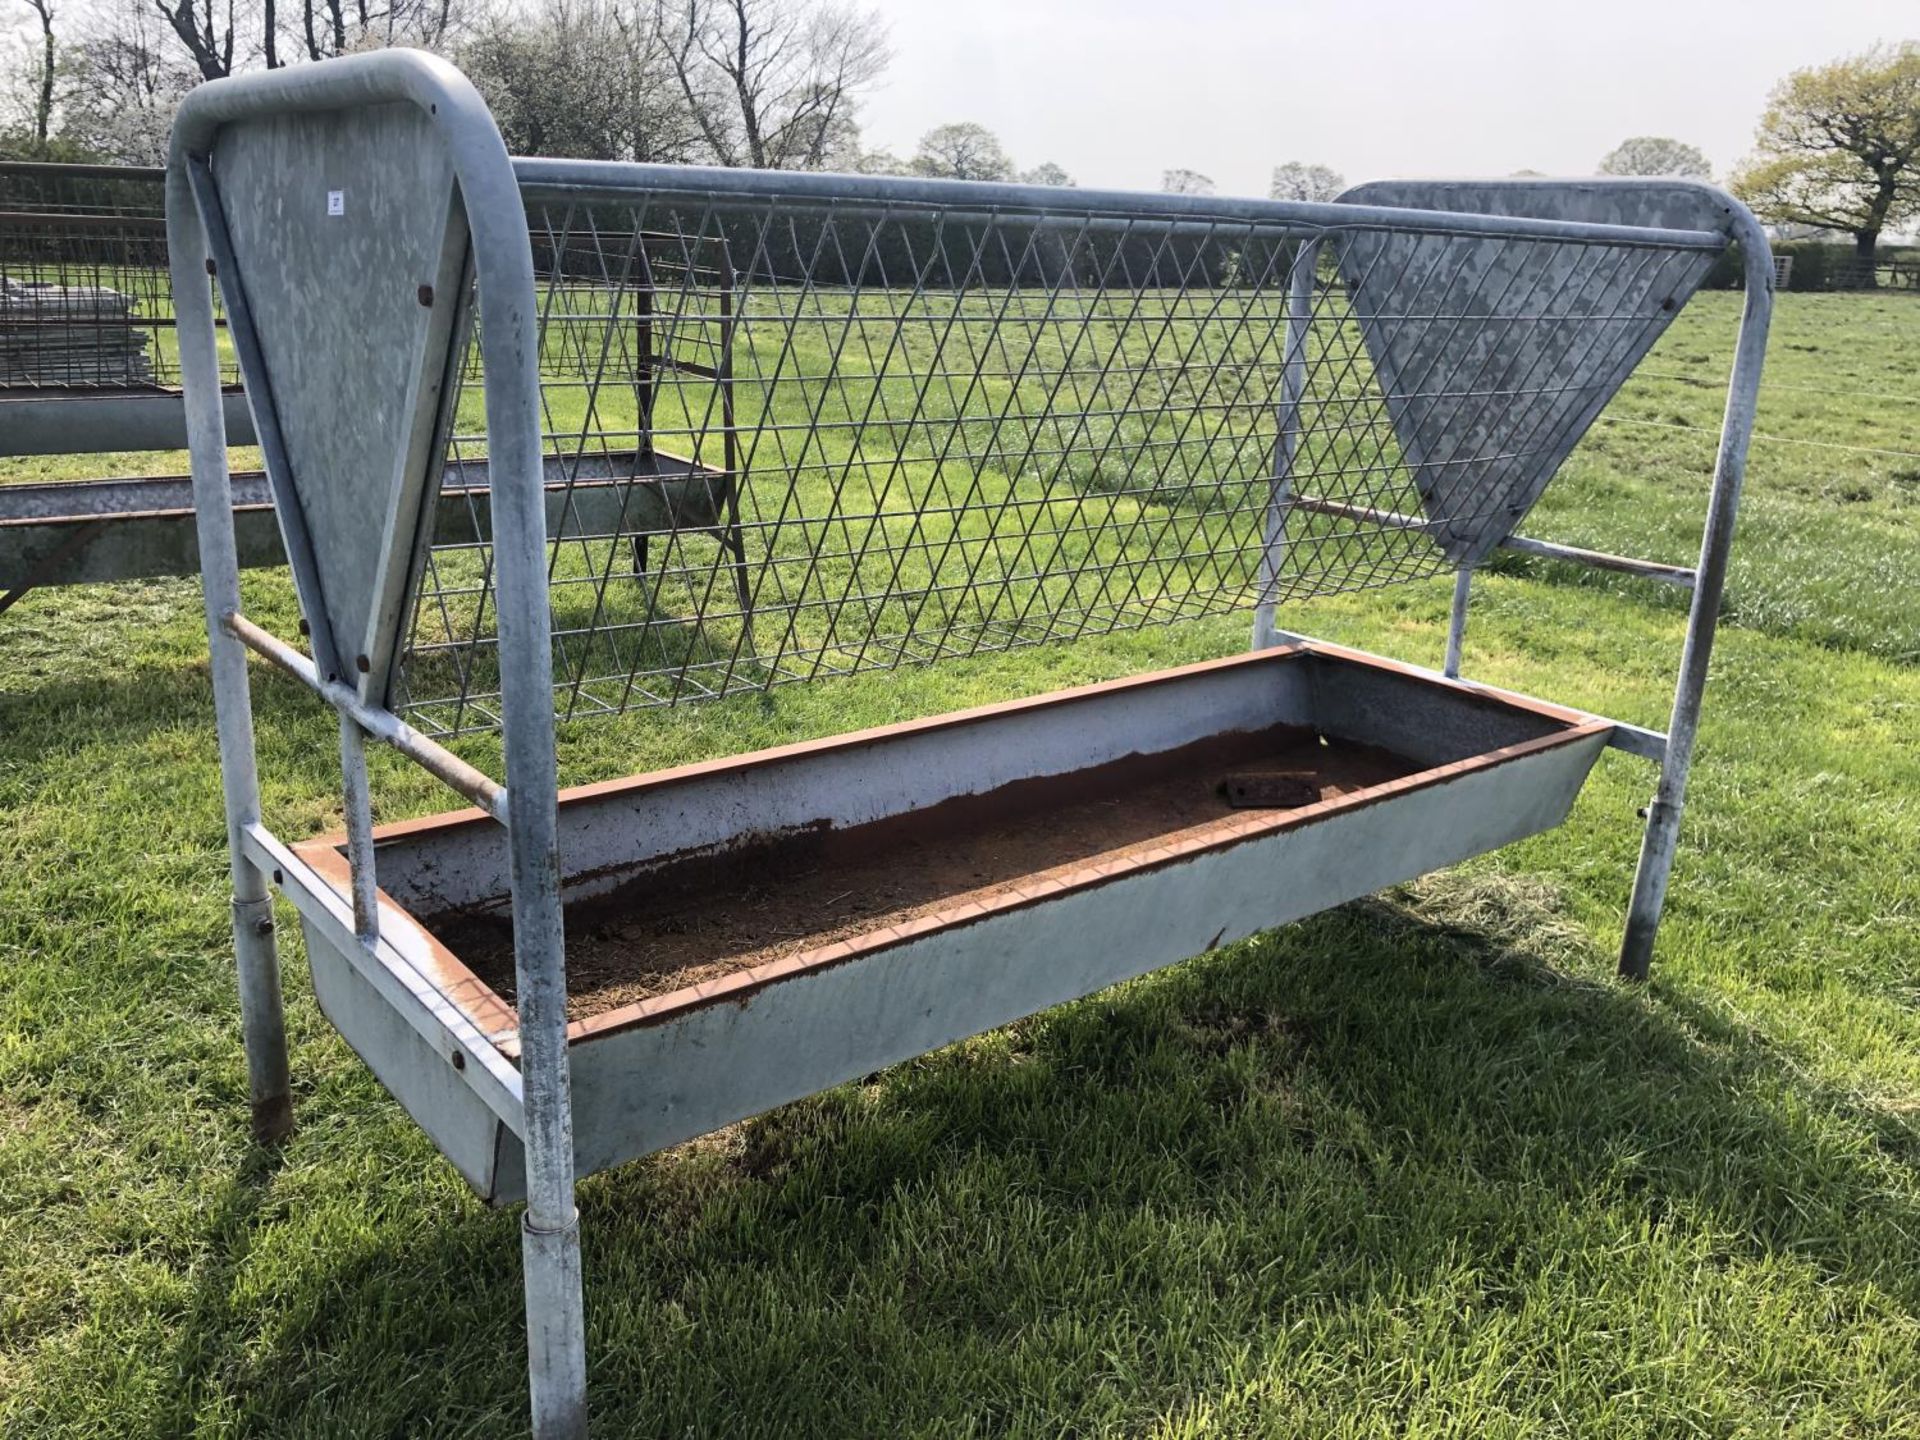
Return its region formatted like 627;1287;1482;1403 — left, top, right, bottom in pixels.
1020;160;1074;187
662;0;890;170
0;0;890;166
1268;160;1343;203
1732;42;1920;267
33;0;193;162
151;0;232;79
1598;136;1711;179
1161;167;1213;196
10;0;57;148
462;0;705;163
911;120;1012;181
851;146;909;175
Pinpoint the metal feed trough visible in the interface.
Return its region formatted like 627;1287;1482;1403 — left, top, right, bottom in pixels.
164;52;1770;1438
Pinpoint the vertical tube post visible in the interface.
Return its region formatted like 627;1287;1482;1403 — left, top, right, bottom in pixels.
338;713;380;943
718;243;754;633
1619;221;1773;979
166;164;293;1142
629;247;656;579
476;170;588;1439
1251;237;1320;650
1443;568;1471;678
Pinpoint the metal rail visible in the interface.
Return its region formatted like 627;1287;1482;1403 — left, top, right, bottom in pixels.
1287;493;1698;588
223;610;509;824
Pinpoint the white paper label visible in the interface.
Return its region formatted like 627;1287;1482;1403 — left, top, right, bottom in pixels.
326;190;345;217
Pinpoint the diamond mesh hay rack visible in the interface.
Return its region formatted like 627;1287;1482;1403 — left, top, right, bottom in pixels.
165;52;1772;1438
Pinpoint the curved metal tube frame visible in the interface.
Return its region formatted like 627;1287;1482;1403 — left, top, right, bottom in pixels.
167;49;585;1439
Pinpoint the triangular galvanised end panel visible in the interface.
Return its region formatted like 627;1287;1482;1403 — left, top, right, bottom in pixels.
209;100;472;705
1329;180;1732;568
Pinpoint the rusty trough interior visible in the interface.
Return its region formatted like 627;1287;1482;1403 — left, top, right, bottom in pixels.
426;725;1420;1021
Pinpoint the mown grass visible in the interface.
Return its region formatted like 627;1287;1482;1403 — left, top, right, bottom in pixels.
2;291;1919;1436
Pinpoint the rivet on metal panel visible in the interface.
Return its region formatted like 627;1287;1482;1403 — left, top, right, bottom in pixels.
417;284;435;307
451;1049;466;1071
356;654;371;673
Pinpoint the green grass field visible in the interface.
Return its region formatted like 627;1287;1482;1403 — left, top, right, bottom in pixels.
3;290;1919;1436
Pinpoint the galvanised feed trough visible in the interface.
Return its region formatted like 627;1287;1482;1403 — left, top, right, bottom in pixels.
164;51;1771;1438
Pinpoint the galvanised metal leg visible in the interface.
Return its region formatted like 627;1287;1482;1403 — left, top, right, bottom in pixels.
230;881;293;1142
1443;568;1471;678
475;165;590;1436
338;713;380;944
169;167;293;1143
522;1205;588;1438
1619;222;1774;980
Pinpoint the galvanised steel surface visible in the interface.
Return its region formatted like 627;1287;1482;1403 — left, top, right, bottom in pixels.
0;388;255;454
0;162;734;622
0;451;731;602
298;646;1610;1205
1333;179;1776;977
1331;180;1749;572
398;160;1733;737
159;48;1772;1440
168;52;586;1437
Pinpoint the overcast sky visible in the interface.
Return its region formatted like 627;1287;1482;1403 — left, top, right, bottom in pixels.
855;0;1914;196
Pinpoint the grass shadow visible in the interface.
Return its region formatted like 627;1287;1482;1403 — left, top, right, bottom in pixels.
117;870;1917;1435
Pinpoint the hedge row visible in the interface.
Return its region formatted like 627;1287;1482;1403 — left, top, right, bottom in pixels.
1702;240;1920;292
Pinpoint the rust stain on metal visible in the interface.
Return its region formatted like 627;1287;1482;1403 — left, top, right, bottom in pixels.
303;642;1613;1058
558;717;1612;1045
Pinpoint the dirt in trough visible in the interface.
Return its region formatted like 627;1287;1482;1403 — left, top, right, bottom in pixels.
429;725;1418;1020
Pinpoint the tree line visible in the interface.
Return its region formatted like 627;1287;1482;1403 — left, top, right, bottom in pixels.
2;6;1915;264
1530;43;1920;266
1;0;893;169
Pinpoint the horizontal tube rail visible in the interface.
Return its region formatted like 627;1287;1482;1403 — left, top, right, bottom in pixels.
512;159;1729;252
1288;493;1698;588
223;611;509;824
0;159;164;182
0;210;167;232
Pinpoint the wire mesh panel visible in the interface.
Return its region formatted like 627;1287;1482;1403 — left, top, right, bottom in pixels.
0;163;240;390
398;182;1720;736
